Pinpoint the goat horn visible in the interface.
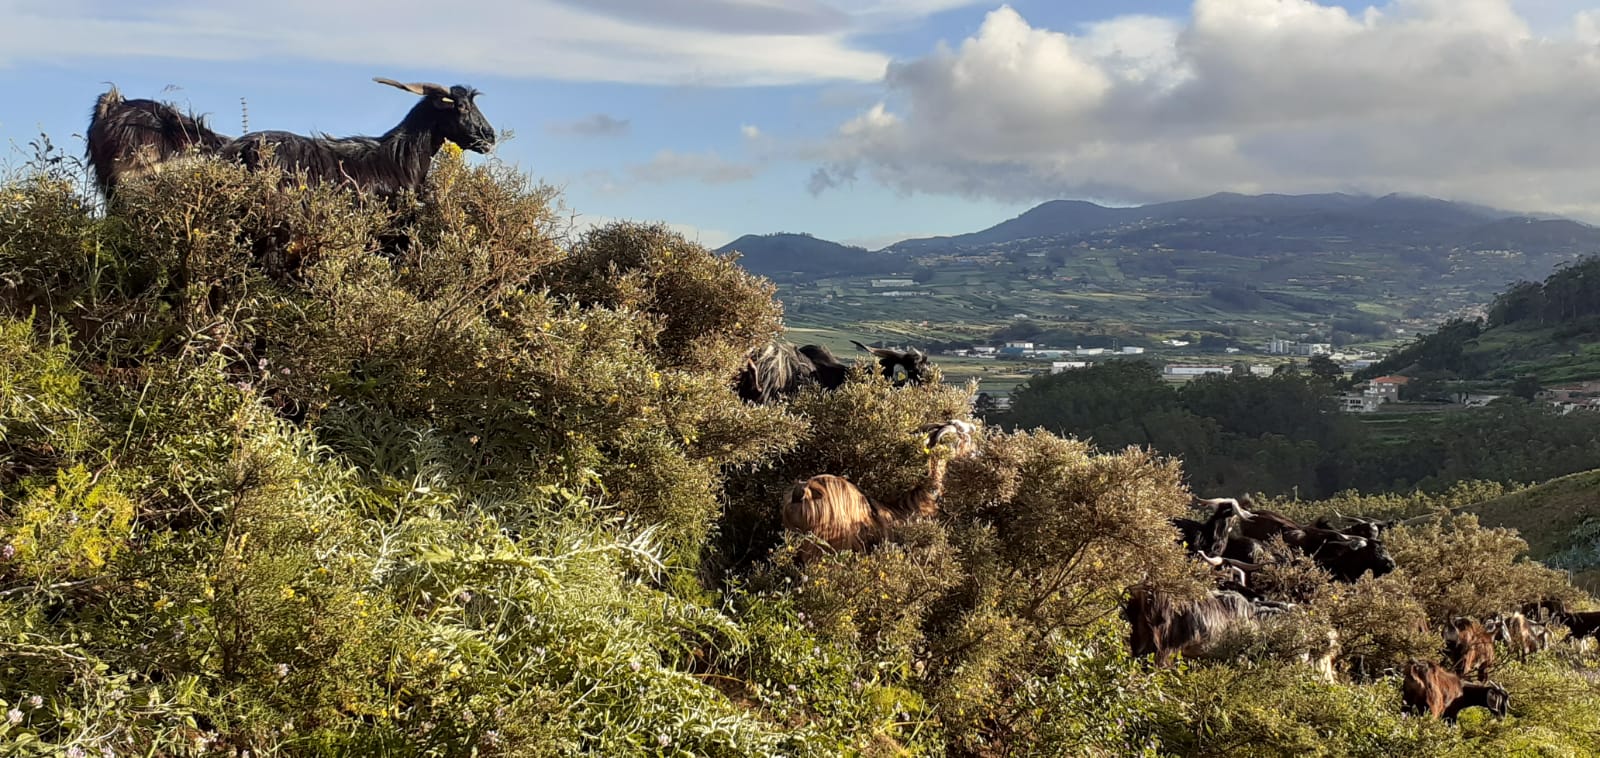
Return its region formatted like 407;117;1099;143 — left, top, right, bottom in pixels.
374;77;452;98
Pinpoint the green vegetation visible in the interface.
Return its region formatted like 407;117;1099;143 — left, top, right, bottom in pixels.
2;148;1598;755
1361;257;1600;387
994;362;1600;498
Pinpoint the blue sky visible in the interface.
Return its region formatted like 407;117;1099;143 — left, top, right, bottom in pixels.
3;0;1600;249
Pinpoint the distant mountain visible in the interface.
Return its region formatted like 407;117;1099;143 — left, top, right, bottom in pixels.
716;233;907;278
723;192;1600;289
1455;217;1600;252
890;200;1128;253
879;192;1566;255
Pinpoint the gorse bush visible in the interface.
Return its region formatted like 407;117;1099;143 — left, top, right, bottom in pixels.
1;149;1598;755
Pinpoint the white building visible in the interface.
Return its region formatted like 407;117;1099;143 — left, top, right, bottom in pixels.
1340;392;1382;413
1051;361;1090;374
870;278;915;288
1164;365;1229;377
1121;346;1146;355
1074;346;1108;357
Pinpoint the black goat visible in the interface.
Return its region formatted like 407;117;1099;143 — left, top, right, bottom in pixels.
85;85;230;198
1172;500;1240;557
218;77;495;199
851;341;931;386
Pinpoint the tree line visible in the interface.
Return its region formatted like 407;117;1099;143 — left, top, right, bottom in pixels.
992;360;1600;498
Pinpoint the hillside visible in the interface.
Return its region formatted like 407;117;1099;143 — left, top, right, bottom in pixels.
3;150;1600;755
715;232;906;278
1359;256;1600;387
1463;470;1600;588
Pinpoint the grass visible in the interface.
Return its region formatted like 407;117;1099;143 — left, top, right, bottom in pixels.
1462;469;1600;590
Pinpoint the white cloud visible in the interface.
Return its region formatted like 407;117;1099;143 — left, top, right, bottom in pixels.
819;2;1600;218
549;113;632;137
0;0;987;86
741;124;762;139
629;149;759;184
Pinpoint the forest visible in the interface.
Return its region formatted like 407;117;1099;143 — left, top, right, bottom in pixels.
1;148;1598;756
995;361;1600;498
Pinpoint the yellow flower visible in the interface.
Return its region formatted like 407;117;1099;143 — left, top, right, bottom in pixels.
280;585;296;600
154;597;172;612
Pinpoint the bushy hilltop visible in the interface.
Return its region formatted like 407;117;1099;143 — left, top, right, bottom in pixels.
2;150;1599;756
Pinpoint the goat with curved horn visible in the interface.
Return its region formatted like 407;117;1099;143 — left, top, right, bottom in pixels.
217;75;497;199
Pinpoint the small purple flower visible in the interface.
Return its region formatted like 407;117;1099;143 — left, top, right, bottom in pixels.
629;661;641;672
657;733;671;748
456;591;473;604
26;695;41;709
481;730;502;747
280;367;291;376
6;708;21;724
65;747;85;758
0;544;15;561
274;663;290;679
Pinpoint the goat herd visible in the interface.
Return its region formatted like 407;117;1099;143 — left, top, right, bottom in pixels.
1139;494;1600;722
77;81;1598;728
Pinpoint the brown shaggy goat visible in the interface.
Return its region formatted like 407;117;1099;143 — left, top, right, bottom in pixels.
1443;617;1495;681
1402;661;1508;721
783;420;977;562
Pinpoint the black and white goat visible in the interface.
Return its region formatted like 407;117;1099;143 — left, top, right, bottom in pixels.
219;77;496;199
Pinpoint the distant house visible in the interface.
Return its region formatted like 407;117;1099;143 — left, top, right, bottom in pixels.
1074;346;1108;357
1366;375;1410;403
1051;361;1090;374
870;278;916;288
1249;364;1274;377
1001;341;1035;358
971;346;999;357
1121;346;1147;355
878;290;916;297
1340;392;1383;413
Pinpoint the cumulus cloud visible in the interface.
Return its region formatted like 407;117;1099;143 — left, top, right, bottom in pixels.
629;149;759;184
741;124;762;139
820;1;1600;217
0;0;986;86
550;114;632;137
